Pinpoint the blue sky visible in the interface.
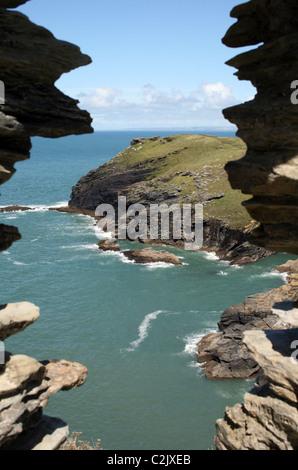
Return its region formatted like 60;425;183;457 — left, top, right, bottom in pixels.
18;0;255;130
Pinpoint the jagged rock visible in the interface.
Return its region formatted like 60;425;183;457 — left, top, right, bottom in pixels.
0;0;91;450
275;259;298;276
97;238;120;252
202;219;271;266
131;137;160;146
0;354;87;449
8;415;69;451
215;328;298;450
222;0;298;255
198;275;298;379
0;302;40;341
0;1;29;7
0;223;21;251
42;359;88;395
122;247;182;265
0;1;93;251
0;206;32;213
67;135;273;265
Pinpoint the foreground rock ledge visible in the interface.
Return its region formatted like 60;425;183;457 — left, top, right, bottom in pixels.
198;274;298;379
215;328;298;450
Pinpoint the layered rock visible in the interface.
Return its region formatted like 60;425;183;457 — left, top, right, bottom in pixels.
198;274;298;379
212;0;298;450
0;0;93;249
215;327;298;450
222;0;298;255
97;238;120;252
0;303;87;449
0;0;92;450
66;134;272;265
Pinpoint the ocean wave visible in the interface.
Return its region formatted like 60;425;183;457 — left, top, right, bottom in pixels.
60;243;98;251
124;310;166;352
0;201;69;213
181;328;218;357
145;261;176;269
251;270;288;282
201;251;219;261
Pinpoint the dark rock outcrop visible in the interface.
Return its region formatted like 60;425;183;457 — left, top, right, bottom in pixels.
98;238;120;252
67;135;272;265
222;0;298;255
0;1;93;250
202;219;271;265
212;0;298;450
198;275;298;379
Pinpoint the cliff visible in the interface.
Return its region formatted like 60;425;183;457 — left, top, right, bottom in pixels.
211;0;298;450
198;273;298;379
66;134;271;265
0;0;93;449
222;0;298;255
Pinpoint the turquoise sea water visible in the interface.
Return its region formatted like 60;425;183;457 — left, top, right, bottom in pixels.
0;130;295;450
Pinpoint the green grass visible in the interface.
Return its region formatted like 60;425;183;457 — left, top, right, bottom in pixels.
108;134;250;228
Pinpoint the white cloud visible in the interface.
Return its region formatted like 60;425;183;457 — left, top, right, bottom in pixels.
202;82;235;109
75;82;237;129
82;86;124;109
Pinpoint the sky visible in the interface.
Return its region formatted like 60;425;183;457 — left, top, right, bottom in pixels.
18;0;256;130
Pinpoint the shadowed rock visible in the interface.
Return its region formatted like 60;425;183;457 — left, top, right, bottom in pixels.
222;0;298;255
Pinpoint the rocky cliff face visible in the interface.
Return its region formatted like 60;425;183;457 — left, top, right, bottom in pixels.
66;134;271;265
212;0;298;450
0;0;93;248
0;0;93;449
222;0;298;255
198;274;298;380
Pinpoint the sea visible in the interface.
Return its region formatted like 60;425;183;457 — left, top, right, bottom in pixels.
0;130;295;450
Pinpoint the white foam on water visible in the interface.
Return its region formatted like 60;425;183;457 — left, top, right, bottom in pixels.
61;243;98;252
145;261;176;270
180;328;218;358
124;310;166;352
217;270;229;276
251;270;288;282
202;251;219;261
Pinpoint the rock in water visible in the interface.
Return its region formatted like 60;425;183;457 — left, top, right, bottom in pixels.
98;238;120;252
122;247;182;265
